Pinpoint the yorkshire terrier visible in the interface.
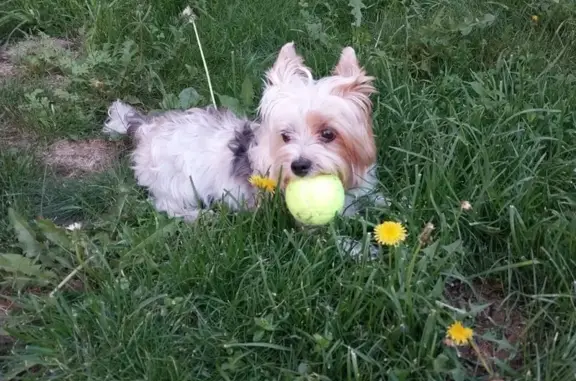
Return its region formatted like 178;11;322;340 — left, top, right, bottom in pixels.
103;42;383;222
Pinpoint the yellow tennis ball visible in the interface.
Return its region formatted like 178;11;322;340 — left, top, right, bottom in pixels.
285;175;345;225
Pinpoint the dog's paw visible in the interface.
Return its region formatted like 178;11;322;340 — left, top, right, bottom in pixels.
371;192;390;208
336;235;379;260
181;209;217;223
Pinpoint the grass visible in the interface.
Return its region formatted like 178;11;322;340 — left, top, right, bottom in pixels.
1;0;576;379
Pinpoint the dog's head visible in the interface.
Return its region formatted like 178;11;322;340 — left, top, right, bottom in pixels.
257;42;377;189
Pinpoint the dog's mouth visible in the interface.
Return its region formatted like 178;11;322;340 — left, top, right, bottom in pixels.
281;169;347;189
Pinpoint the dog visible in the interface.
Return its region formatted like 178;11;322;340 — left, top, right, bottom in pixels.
103;42;383;222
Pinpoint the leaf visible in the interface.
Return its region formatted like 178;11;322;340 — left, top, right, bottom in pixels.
3;358;42;381
122;95;143;105
254;314;275;331
304;20;329;46
217;94;244;116
35;219;74;269
442;239;464;255
184;64;199;77
0;254;55;279
240;76;254;107
421;240;440;257
459;25;473;36
348;0;366;27
120;39;137;66
433;353;453;373
160;93;179;110
389;369;409;381
468;302;493;316
313;333;331;352
8;208;41;258
36;219;72;250
481;13;496;25
432;8;446;26
252;329;265;342
450;368;467;381
178;87;202;109
469;81;486;97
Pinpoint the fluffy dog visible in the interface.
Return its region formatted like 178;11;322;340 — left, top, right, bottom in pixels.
103;42;381;221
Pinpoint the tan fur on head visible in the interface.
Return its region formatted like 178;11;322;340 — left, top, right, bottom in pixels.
331;47;377;178
256;43;378;189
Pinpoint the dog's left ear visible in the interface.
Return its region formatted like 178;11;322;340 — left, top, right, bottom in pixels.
332;47;376;98
266;42;311;86
332;48;377;177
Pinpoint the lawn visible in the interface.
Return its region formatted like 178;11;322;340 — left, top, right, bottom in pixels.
1;0;575;379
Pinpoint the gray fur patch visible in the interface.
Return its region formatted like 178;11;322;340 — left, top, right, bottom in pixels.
228;123;255;180
126;112;147;138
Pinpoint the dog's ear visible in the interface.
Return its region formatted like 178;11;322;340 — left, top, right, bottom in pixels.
331;47;377;176
332;47;376;98
265;42;311;85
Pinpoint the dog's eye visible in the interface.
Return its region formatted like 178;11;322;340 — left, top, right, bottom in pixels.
281;132;291;143
320;129;336;143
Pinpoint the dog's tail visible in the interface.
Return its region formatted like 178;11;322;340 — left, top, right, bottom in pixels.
103;100;146;138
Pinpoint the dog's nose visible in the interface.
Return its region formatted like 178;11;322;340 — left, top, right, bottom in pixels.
291;158;312;177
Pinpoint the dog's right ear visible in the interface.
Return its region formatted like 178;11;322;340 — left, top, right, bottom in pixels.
265;42;311;85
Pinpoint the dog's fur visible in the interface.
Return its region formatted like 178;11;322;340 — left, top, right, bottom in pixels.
103;42;381;221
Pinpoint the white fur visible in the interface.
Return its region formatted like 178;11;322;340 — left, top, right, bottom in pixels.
103;100;135;135
104;102;258;220
103;43;384;221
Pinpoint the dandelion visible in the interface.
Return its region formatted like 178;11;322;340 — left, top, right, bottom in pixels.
249;175;277;193
445;320;494;376
446;321;473;346
374;221;407;246
65;222;83;231
460;200;472;211
90;79;104;90
181;5;194;20
531;15;539;23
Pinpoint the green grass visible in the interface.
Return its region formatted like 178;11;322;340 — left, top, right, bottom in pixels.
1;0;576;379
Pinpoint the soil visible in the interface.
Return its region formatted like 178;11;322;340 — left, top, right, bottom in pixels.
444;278;527;377
43;138;127;177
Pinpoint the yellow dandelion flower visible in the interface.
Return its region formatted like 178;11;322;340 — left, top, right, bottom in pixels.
531;15;539;23
249;175;277;193
374;221;407;246
446;321;473;346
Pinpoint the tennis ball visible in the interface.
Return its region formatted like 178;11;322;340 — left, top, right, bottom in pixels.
285;175;345;225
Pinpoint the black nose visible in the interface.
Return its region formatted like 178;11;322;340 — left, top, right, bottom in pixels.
291;158;312;177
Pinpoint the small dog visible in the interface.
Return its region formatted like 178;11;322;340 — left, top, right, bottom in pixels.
103;42;382;221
